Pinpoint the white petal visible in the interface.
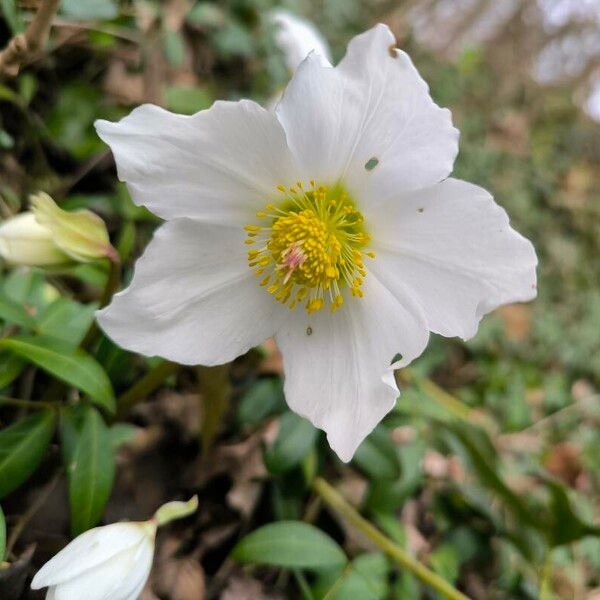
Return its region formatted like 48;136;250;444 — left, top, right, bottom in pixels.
46;588;57;600
95;100;295;225
275;24;458;197
271;10;332;72
52;537;153;600
275;272;429;462
370;178;538;340
31;523;149;589
97;219;282;366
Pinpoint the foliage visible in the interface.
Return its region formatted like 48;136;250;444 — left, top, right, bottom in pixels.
0;0;599;598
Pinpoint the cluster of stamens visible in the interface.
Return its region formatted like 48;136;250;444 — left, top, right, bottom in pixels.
245;181;374;313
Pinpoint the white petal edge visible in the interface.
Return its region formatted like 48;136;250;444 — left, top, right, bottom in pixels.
95;100;296;225
275;271;429;462
275;24;459;199
369;178;538;340
97;219;283;366
270;10;332;72
31;523;148;589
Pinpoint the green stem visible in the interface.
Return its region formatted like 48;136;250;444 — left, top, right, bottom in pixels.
115;360;180;418
197;364;231;454
292;569;314;600
0;395;56;410
313;478;470;600
539;550;553;600
80;255;121;350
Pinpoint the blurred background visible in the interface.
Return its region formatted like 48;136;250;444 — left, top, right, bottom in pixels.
0;0;599;599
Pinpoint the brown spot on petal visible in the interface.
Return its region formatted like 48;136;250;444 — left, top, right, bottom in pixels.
388;44;398;58
306;326;313;336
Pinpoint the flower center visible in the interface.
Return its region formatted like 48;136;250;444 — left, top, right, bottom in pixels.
245;182;374;313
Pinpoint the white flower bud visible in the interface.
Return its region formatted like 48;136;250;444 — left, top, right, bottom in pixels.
31;521;156;600
31;497;197;600
0;192;117;268
0;212;70;266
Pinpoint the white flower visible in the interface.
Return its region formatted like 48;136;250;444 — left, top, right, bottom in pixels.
270;10;332;72
31;521;156;600
94;25;537;462
31;497;197;600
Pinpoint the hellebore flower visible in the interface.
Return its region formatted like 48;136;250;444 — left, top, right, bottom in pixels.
0;192;116;267
94;25;537;462
270;9;332;72
31;497;198;600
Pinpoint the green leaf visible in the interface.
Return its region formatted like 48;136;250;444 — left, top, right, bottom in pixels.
164;86;213;115
37;299;97;348
1;0;24;34
232;521;346;570
0;353;25;390
68;406;115;535
0;504;6;561
0;336;115;413
429;544;460;584
237;377;285;426
314;553;390;599
0;294;35;329
265;412;318;475
543;477;600;547
163;29;185;67
109;423;138;450
0;410;55;498
353;425;401;480
439;421;540;528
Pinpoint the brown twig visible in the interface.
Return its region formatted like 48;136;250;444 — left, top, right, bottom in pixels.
0;0;61;77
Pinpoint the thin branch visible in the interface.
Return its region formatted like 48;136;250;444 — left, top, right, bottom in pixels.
0;0;61;77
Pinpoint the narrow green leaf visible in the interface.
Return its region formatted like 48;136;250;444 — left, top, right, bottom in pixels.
265;412;318;475
353;426;401;480
0;410;55;498
0;336;115;413
543;477;600;547
0;504;6;561
68;406;115;535
232;521;346;570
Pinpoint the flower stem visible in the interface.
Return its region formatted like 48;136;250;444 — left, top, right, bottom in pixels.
312;477;470;600
116;360;180;418
81;255;121;350
0;395;56;410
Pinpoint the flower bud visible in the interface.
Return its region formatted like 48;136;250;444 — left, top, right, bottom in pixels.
30;192;117;263
0;193;117;268
0;212;71;266
31;497;198;600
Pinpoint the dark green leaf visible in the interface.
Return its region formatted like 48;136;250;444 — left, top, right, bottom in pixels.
68;406;115;535
0;411;55;498
543;477;600;547
0;336;115;413
232;521;346;570
0;353;25;390
237;378;285;426
265;412;318;475
353;426;401;480
109;423;138;450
